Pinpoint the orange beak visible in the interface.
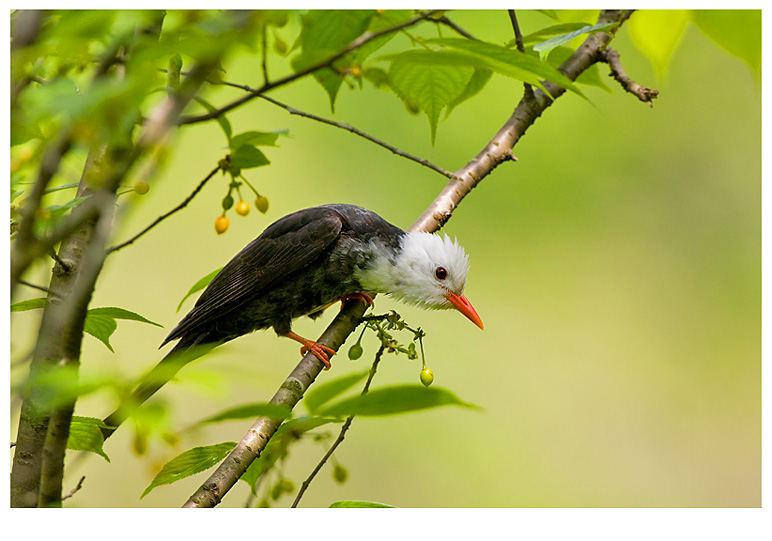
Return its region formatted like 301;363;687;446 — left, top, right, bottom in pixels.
445;291;484;330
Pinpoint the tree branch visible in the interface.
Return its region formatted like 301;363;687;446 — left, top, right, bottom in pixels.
106;165;221;255
258;94;454;179
181;9;635;508
178;10;441;126
598;48;659;107
291;343;386;508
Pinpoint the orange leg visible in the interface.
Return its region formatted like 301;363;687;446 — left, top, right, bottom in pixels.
283;331;336;370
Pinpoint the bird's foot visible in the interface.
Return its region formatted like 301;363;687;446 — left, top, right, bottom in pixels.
284;331;336;370
340;292;375;310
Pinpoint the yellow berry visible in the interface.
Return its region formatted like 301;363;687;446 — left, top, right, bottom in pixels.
133;181;150;195
420;367;434;387
235;200;250;216
214;215;229;234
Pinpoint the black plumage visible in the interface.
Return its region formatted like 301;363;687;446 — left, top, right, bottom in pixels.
103;203;481;438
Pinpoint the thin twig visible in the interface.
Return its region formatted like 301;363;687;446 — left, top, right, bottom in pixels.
258;94;454;179
106;165;220;254
260;25;269;85
432;15;478;40
291;343;386;508
17;280;61;298
178;10;441;126
61;476;85;501
598;48;659;107
508;10;534;101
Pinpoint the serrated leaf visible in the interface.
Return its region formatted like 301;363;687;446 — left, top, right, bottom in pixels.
387;52;474;144
424;38;584;98
193;96;232;142
693;10;760;72
141;441;236;498
11;297;47;312
293;10;375;111
67;416;111;462
320;385;480;418
83;313;118;352
192;403;292;428
532;22;618;61
83;307;162;352
329;500;397;508
87;307;162;327
445;68;492;117
304;370;369;414
229;144;270;169
629;10;691;76
177;267;223;312
229;130;280;150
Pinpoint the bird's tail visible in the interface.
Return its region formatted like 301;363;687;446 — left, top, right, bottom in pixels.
101;338;217;440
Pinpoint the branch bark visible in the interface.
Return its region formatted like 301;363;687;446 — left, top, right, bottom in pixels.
10;13;227;506
182;9;635;508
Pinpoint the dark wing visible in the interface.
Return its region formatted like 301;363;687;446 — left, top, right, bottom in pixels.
161;207;344;346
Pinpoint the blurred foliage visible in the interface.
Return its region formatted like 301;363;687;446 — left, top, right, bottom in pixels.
10;9;760;508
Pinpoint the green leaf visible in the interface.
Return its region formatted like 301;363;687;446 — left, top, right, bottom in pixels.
693;10;760;72
445;68;493;117
177;267;223;312
42;182;81;194
532;22;618;61
141;441;236;498
87;307;163;327
83;313;118;352
193;96;232;142
192;403;292;428
293;10;376;111
67;416;111;462
387;51;474;144
329;500;397;508
422;38;585;98
84;307;162;352
229;130;280;150
629;10;691;76
320;385;479;418
229;144;270;169
518;22;597;46
303;370;369;414
11;297;47;312
352;9;413;63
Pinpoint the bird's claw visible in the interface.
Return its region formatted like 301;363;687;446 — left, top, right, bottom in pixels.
300;342;336;370
340;292;375;311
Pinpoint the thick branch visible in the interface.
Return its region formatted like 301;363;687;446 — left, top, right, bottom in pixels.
182;9;634;508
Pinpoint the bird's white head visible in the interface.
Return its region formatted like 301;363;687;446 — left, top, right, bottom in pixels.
357;232;484;330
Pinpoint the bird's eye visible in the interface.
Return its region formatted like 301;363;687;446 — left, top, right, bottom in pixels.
435;266;448;280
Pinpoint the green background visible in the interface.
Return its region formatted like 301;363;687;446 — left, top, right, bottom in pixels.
10;10;761;507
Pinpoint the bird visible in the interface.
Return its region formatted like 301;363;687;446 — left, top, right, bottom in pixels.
102;203;482;437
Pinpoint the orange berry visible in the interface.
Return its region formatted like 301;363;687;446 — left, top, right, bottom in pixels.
214;215;229;234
